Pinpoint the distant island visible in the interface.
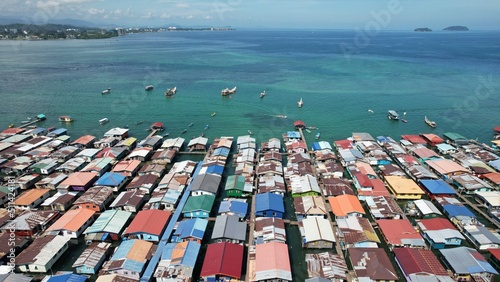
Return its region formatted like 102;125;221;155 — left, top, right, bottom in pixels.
0;23;234;40
414;27;432;32
443;26;469;31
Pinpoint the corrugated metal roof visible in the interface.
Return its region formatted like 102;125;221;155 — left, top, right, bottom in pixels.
200;242;243;278
211;215;247;241
84;210;131;235
95;172;126;187
161;241;200;268
414;199;442;216
255;193;285;214
255;242;291;281
440;247;498;275
124;209;171;236
302;216;336;243
173;218;208;240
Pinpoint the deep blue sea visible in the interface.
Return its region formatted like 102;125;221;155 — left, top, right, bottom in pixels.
1;29;499;145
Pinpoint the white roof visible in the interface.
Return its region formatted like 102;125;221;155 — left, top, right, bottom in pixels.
474;191;500;207
32;235;70;266
425;229;464;243
290;174;321;194
161;137;185;148
104;127;128;136
302;216;335;243
41;191;78;206
187;137;208;147
414;199;442;216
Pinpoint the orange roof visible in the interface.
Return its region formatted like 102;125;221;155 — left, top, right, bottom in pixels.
255;242;291;273
14;189;50;205
112;160;141;172
171;241;188;261
126;239;153;261
47;208;95;232
60;171;98;186
426;159;469;175
484;173;500;184
356;162;376;176
72;135;96;145
124;209;171;236
328;195;365;217
377;219;423;245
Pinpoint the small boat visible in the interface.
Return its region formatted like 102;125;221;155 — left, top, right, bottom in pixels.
368;109;374;113
165;86;177;96
305;129;312;133
388;110;399;120
306;126;317;130
211;112;217;117
99;118;109;125
315;132;321;139
401;119;408;123
163;133;170;138
188;122;194;127
298;98;303;108
200;132;205;137
248;130;253;135
59;116;74;122
135;120;144;125
151;122;164;131
145;85;154;91
260;90;266;98
8;124;14;128
221;86;237;96
204;124;209;130
181;129;187;134
26;117;32;121
102;88;111;95
425;116;437;128
276;115;287;119
21;120;30;124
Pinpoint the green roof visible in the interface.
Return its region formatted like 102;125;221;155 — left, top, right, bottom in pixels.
0;186;12;194
443;132;467;141
225;175;246;191
182;194;215;213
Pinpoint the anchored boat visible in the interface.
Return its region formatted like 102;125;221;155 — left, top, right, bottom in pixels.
425;116;437;128
221;86;237;96
388;110;399;120
298;98;303;108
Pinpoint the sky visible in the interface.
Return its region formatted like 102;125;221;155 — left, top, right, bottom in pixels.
1;0;500;30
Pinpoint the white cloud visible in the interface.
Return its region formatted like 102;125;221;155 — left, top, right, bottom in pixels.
185;15;194;19
88;8;105;15
160;13;171;19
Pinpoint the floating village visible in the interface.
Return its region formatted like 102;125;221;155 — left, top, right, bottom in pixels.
2;111;500;282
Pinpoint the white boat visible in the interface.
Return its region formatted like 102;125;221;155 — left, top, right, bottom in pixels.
248;130;253;135
59;116;74;122
165;86;176;96
368;109;374;113
260;90;266;98
388;110;399;120
305;129;312;133
315;132;321;139
298;98;303;108
145;85;154;91
99;118;109;125
102;88;111;95
425;116;437;128
221;86;237;96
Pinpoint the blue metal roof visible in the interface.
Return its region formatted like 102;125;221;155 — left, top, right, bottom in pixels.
174;218;208;240
30;127;46;134
311;142;321;151
213;147;230;157
206;164;224;175
376;136;391;144
95;172;126;186
49;128;68;135
46;273;87;282
111;239;146;273
489;159;500;171
219;200;248;217
420;179;456;195
287;131;301;138
255;193;284;213
443;204;476;218
161;241;200;267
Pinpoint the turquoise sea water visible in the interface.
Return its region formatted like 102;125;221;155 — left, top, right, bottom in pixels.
1;30;499;145
1;30;500;281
